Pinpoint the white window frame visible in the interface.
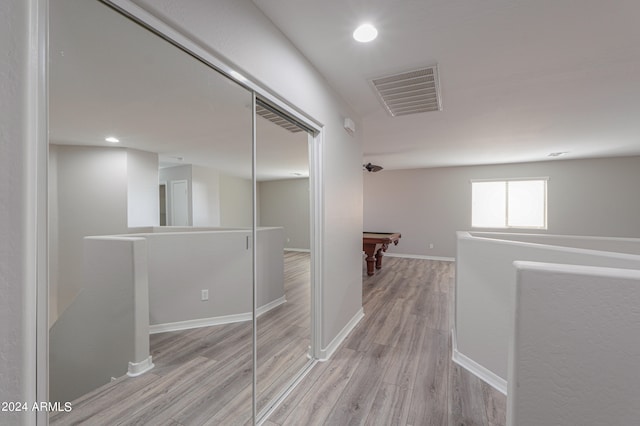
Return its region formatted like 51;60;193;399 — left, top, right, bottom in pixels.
471;177;548;229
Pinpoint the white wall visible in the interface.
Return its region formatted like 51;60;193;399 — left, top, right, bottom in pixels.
509;262;640;426
50;145;160;322
219;174;253;228
159;164;192;225
0;0;39;419
192;165;221;226
131;0;363;350
455;232;640;387
52;145;129;318
161;165;240;227
142;227;284;327
364;156;640;258
127;148;160;227
259;178;310;250
50;237;149;404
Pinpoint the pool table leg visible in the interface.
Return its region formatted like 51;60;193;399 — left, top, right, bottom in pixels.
376;242;390;271
375;248;384;270
363;245;376;276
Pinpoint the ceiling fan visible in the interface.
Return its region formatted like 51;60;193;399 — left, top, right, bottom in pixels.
363;162;383;172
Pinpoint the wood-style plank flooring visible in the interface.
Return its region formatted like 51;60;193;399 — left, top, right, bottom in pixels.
50;251;311;425
267;256;506;426
50;253;506;425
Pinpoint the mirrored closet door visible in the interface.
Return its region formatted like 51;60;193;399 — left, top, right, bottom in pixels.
49;0;253;423
255;100;314;416
48;0;317;424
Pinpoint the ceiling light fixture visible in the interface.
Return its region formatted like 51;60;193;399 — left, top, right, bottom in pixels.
353;23;378;43
105;136;120;143
363;162;383;172
548;151;568;157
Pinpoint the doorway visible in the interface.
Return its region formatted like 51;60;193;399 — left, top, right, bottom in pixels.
159;183;167;226
170;180;189;226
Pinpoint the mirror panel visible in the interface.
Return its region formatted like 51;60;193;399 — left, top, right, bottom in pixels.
255;103;313;415
49;0;253;423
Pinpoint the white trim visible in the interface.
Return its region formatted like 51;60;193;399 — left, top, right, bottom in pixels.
385;252;455;262
252;92;258;422
127;356;154;377
256;296;286;317
284;248;311;253
30;0;49;424
318;308;364;361
470;176;550;183
149;312;251;334
451;329;507;395
309;131;324;360
149;296;286;334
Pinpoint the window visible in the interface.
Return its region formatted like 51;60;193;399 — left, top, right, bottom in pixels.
471;178;547;229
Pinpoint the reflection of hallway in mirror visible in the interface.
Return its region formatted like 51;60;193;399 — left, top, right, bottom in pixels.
257;251;311;409
49;251;311;425
255;97;313;416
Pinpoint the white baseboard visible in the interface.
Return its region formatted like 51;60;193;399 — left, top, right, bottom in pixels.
385;252;455;262
149;296;286;334
127;356;154;377
150;313;250;334
451;329;507;395
256;296;287;317
318;308;364;361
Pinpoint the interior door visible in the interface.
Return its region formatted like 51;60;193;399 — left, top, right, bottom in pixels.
254;99;314;418
48;0;254;423
170;180;189;226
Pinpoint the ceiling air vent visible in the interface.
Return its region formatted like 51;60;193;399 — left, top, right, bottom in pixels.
255;103;305;133
370;66;441;117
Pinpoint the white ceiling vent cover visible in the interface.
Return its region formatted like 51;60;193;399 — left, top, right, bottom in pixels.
370;66;441;117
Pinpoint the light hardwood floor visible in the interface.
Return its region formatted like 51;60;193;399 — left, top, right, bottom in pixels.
50;253;505;425
267;256;506;426
50;251;311;426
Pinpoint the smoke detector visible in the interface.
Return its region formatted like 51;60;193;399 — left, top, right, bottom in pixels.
370;66;442;117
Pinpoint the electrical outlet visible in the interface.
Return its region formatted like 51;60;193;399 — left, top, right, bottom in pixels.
201;289;209;301
429;243;434;249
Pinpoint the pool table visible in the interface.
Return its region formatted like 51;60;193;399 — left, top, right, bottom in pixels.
363;232;401;276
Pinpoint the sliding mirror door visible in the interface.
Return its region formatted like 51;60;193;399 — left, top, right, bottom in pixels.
49;0;254;423
255;100;314;416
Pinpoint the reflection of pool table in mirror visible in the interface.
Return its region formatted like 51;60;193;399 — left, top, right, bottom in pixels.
363;232;402;276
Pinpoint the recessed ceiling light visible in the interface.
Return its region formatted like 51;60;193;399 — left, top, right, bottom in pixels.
353;23;378;43
105;136;120;143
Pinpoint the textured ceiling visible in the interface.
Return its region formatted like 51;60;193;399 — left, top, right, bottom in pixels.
50;0;640;175
50;0;308;181
253;0;640;169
